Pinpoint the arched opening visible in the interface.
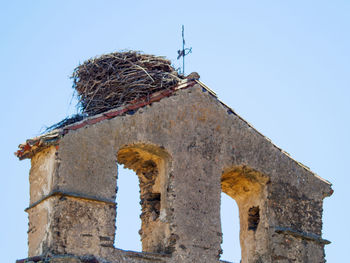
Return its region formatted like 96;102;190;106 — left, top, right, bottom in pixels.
220;192;241;262
115;144;173;254
221;166;269;263
115;163;142;251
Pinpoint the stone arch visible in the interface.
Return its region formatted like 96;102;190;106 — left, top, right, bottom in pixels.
116;143;173;254
221;165;269;263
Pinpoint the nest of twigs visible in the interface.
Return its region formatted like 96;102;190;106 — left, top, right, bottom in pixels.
72;51;183;115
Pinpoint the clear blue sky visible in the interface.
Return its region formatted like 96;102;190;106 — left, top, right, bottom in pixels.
1;1;349;262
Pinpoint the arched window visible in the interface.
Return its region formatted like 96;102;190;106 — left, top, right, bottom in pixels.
115;163;142;251
220;192;241;262
221;166;268;263
115;144;173;254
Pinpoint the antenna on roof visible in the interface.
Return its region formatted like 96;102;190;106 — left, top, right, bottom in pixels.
177;25;192;76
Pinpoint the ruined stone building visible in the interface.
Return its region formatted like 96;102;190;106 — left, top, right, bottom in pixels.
16;52;332;263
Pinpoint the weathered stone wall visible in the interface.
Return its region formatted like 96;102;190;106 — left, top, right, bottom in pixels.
23;84;332;263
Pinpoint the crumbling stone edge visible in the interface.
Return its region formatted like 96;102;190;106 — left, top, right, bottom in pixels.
16;254;102;263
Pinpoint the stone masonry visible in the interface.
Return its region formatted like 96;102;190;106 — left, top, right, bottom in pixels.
16;80;332;263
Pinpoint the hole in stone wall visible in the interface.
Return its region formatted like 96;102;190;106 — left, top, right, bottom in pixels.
141;193;161;222
248;206;260;231
115;163;142;251
220;192;241;263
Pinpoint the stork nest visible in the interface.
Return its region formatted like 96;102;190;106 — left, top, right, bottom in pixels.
72;51;183;115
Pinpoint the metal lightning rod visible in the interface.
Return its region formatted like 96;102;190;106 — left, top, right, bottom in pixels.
177;25;192;75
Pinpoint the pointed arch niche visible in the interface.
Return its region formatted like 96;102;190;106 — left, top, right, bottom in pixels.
116;144;173;254
221;166;269;263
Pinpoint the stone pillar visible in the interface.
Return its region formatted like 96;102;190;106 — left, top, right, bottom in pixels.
266;180;331;263
27;130;117;257
166;139;223;262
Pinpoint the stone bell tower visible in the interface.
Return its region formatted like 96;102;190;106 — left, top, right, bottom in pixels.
16;52;332;263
